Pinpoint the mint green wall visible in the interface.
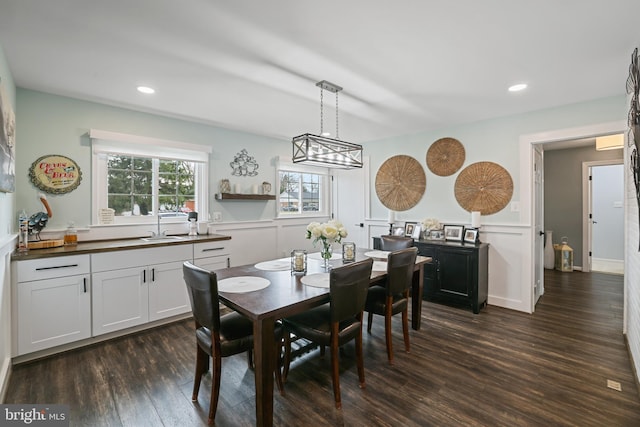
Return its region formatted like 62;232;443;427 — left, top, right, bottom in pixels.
365;95;627;225
0;44;15;236
15;89;291;229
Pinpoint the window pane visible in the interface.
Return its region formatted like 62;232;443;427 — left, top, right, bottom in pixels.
132;171;152;194
108;195;133;216
279;171;323;214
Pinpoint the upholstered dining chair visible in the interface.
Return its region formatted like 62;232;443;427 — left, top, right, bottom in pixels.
365;247;418;365
282;258;374;409
380;235;414;251
182;261;283;424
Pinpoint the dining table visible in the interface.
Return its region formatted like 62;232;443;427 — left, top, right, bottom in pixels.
214;248;431;427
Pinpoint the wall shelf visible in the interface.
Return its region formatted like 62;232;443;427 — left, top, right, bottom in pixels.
215;193;276;201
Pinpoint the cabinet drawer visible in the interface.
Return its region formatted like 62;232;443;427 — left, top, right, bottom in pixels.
16;255;90;282
92;245;192;272
194;241;229;259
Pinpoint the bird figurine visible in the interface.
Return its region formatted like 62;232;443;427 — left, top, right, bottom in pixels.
28;193;52;241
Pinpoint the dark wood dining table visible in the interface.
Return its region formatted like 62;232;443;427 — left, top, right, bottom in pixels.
215;248;431;427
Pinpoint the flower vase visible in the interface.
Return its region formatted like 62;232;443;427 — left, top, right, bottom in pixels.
321;243;333;271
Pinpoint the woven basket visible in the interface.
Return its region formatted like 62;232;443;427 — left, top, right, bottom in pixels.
454;162;513;215
426;137;465;176
375;155;426;211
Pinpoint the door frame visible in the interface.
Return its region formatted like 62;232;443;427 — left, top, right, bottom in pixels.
519;120;627;314
581;159;624;273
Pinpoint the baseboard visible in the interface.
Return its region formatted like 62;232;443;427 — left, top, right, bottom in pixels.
624;334;640;399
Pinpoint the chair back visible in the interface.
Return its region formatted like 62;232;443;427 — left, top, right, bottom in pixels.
329;258;374;323
380;235;414;251
386;247;418;296
183;261;220;332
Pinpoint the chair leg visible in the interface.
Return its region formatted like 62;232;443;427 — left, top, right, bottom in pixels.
192;345;208;401
402;306;410;353
208;352;222;424
367;311;373;333
275;335;285;395
247;348;254;369
356;314;366;389
385;296;394;365
330;323;341;409
283;332;292;382
320;345;326;357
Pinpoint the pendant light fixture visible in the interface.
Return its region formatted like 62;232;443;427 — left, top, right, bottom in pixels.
292;80;363;168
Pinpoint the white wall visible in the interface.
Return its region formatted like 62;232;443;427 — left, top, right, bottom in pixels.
0;43;16;400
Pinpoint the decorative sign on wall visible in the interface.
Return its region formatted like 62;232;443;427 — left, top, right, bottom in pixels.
29;154;82;194
230;148;259;176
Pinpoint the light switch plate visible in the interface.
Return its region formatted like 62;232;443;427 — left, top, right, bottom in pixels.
511;201;520;212
213;211;222;222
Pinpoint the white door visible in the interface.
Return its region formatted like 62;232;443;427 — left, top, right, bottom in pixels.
332;159;368;249
533;146;544;306
149;260;192;321
589;163;624;274
92;267;149;335
17;274;91;355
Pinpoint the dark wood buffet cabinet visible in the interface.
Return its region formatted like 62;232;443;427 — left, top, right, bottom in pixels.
373;237;489;313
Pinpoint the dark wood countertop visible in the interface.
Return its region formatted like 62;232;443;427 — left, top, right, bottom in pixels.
11;233;231;261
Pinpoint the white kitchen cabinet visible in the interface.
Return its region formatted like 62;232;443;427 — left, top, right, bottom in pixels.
14;255;91;356
192;240;230;271
91;245;192;336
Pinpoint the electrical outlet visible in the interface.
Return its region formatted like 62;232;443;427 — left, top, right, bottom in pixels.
510;201;520;212
213;211;222;222
607;379;622;391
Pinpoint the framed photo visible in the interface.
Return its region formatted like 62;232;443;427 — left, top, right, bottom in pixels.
411;223;422;240
464;228;478;244
444;224;464;241
429;229;444;240
392;226;405;236
404;221;417;237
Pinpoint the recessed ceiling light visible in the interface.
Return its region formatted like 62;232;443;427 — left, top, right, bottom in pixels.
137;86;155;94
508;83;527;92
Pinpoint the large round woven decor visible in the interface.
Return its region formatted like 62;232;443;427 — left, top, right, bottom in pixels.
454;161;513;215
375;155;426;211
426;137;465;176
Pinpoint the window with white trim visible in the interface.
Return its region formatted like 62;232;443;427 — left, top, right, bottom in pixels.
91;130;210;225
277;161;329;216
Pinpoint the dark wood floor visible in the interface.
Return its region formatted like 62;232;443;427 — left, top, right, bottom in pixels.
5;270;640;426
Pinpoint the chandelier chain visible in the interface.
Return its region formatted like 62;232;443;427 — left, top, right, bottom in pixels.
335;90;339;139
320;87;324;135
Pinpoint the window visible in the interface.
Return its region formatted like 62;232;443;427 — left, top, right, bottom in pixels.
91;129;210;225
277;162;328;216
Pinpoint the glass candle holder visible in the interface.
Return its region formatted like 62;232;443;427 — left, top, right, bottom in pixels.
342;242;356;263
291;249;307;274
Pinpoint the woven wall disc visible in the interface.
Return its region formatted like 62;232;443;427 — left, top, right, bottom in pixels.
375;155;426;211
454;161;513;215
426;137;465;176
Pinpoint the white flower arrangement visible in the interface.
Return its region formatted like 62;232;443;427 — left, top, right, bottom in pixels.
305;219;348;246
421;218;441;231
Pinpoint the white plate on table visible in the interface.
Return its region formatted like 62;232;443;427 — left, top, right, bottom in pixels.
301;273;330;288
218;276;271;293
372;261;388;271
364;250;390;259
254;258;291;271
308;252;342;260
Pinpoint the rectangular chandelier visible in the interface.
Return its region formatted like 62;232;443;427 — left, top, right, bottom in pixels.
292;133;363;168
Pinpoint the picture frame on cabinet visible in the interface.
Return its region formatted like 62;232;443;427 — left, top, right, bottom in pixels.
411;224;422;240
444;224;464;241
428;229;445;240
404;221;417;237
464;228;479;244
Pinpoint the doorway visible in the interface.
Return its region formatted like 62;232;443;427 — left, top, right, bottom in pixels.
585;162;624;274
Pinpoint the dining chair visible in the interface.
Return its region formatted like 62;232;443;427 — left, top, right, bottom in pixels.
380;235;414;251
365;247;418;365
182;261;283;424
282;258;374;409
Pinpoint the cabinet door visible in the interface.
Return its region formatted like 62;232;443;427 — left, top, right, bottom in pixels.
92;267;148;336
437;247;475;298
148;261;191;321
17;274;91;355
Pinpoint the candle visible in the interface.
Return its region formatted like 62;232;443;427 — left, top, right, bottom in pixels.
471;211;481;228
388;210;395;224
294;254;304;270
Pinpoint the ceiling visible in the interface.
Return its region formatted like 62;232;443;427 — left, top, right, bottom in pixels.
0;1;639;143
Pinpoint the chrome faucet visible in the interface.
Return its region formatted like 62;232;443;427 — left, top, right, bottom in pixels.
151;214;167;238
